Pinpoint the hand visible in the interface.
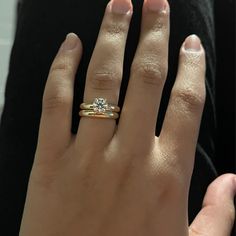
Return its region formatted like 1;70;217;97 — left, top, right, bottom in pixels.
20;0;236;235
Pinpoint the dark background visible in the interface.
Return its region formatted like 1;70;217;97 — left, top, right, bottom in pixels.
14;0;235;177
215;0;235;174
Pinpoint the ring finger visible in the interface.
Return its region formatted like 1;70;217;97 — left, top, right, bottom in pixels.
77;0;133;148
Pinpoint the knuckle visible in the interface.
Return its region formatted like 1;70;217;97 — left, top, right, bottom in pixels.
102;21;128;37
150;159;185;198
173;88;205;111
50;57;70;74
89;70;121;90
151;14;169;33
144;9;169;34
43;89;71;111
156;157;183;187
152;19;165;32
132;60;167;86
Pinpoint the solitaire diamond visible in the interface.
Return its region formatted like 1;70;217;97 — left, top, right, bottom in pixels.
93;98;109;114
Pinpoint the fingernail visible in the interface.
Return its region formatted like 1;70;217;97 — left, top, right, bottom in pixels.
184;35;202;52
145;0;168;12
62;33;78;51
110;0;133;15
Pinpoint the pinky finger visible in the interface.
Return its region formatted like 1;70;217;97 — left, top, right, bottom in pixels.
189;174;236;236
159;35;206;168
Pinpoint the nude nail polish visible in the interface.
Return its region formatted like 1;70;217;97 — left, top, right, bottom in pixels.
110;0;133;15
62;33;78;51
184;35;202;52
145;0;168;12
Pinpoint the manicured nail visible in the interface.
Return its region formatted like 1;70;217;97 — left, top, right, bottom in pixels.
145;0;168;12
62;33;78;51
184;35;202;52
110;0;133;15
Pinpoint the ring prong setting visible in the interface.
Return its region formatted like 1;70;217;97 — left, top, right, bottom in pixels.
93;98;109;114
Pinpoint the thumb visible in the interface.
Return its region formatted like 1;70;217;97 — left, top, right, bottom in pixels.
189;174;236;236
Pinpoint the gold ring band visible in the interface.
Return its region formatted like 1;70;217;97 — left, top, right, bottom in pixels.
79;110;119;120
80;103;120;113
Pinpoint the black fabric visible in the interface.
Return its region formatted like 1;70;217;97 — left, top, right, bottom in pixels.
0;0;218;235
215;0;235;174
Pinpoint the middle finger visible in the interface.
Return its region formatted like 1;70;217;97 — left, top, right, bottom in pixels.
77;0;133;147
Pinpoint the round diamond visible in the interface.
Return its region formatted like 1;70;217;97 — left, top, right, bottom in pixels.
93;98;108;114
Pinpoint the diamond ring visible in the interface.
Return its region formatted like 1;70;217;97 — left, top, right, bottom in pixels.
79;98;120;119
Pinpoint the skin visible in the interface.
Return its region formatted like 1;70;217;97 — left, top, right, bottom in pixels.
19;0;236;235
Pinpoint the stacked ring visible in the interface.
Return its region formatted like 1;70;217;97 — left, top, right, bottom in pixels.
79;98;120;120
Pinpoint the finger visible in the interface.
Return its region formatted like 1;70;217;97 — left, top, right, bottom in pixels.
117;0;170;148
160;35;206;166
77;0;133;148
38;33;82;157
189;174;236;236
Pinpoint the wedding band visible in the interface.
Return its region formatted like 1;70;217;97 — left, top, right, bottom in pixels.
79;98;120;120
79;110;119;119
80;98;120;113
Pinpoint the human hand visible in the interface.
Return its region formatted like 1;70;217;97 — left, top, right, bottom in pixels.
19;0;236;235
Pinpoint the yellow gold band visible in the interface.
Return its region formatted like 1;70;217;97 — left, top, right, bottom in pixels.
79;110;119;120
